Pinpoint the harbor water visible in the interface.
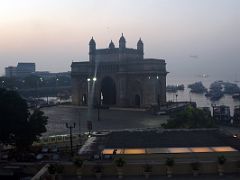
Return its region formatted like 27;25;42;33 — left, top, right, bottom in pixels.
167;75;240;116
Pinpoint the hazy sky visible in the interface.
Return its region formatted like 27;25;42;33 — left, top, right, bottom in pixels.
0;0;239;80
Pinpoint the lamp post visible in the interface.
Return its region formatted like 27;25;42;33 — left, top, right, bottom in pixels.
39;77;43;98
22;80;25;89
211;103;216;120
66;122;76;156
97;92;103;121
97;99;100;121
1;81;5;88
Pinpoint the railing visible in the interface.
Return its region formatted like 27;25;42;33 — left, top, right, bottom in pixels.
33;133;85;146
31;164;49;180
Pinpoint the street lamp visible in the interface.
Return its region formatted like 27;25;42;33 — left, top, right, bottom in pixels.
97;97;100;121
66;122;76;156
1;81;5;88
97;92;104;122
211;103;216;119
36;77;44;100
22;80;25;88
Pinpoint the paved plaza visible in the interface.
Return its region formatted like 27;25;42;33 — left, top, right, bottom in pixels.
42;105;169;136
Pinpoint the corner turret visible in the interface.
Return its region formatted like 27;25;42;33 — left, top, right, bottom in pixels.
89;37;96;62
137;38;144;60
109;40;115;49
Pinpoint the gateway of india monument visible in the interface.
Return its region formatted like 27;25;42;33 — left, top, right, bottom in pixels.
71;34;167;108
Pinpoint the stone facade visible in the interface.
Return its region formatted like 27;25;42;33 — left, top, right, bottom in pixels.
71;34;167;108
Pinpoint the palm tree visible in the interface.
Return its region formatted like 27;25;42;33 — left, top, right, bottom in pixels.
115;158;126;179
191;161;200;176
165;157;174;178
217;155;226;176
143;164;152;179
74;157;84;179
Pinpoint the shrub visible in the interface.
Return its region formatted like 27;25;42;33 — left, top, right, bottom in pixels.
56;165;64;174
144;164;152;172
218;155;226;165
191;162;200;171
48;164;57;174
115;157;126;167
93;165;103;173
165;157;174;167
74;157;84;167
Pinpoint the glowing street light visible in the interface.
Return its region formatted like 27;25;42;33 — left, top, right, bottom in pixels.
93;77;97;82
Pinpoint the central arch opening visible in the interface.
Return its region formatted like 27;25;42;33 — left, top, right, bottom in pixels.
101;77;116;105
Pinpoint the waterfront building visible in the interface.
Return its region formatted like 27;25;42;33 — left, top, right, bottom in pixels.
71;34;167;107
33;71;70;80
16;62;36;77
213;105;231;124
233;105;240;126
5;66;17;78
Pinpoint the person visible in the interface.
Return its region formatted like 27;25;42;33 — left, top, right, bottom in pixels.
113;149;117;155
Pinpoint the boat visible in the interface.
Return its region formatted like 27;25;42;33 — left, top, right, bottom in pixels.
166;84;184;92
232;94;240;100
210;91;224;101
205;89;224;101
188;81;207;94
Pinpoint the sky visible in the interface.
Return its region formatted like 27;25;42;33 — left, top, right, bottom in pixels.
0;0;239;80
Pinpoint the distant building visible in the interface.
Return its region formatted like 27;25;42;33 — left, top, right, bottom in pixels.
5;66;17;78
71;34;167;107
33;71;51;79
33;71;71;79
233;106;240;126
213;105;231;124
16;62;36;77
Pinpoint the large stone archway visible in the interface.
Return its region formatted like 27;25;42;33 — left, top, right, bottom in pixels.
101;76;116;105
71;35;167;107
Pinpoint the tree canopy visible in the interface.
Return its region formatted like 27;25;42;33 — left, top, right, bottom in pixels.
162;106;215;129
0;88;48;149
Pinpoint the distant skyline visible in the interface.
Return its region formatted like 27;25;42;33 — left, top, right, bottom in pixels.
0;0;239;80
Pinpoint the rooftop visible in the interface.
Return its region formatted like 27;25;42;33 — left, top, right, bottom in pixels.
78;128;240;156
104;129;240;149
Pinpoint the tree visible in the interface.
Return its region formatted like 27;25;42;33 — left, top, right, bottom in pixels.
162;106;215;129
0;88;48;150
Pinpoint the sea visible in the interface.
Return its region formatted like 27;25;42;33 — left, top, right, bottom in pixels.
166;74;240;116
